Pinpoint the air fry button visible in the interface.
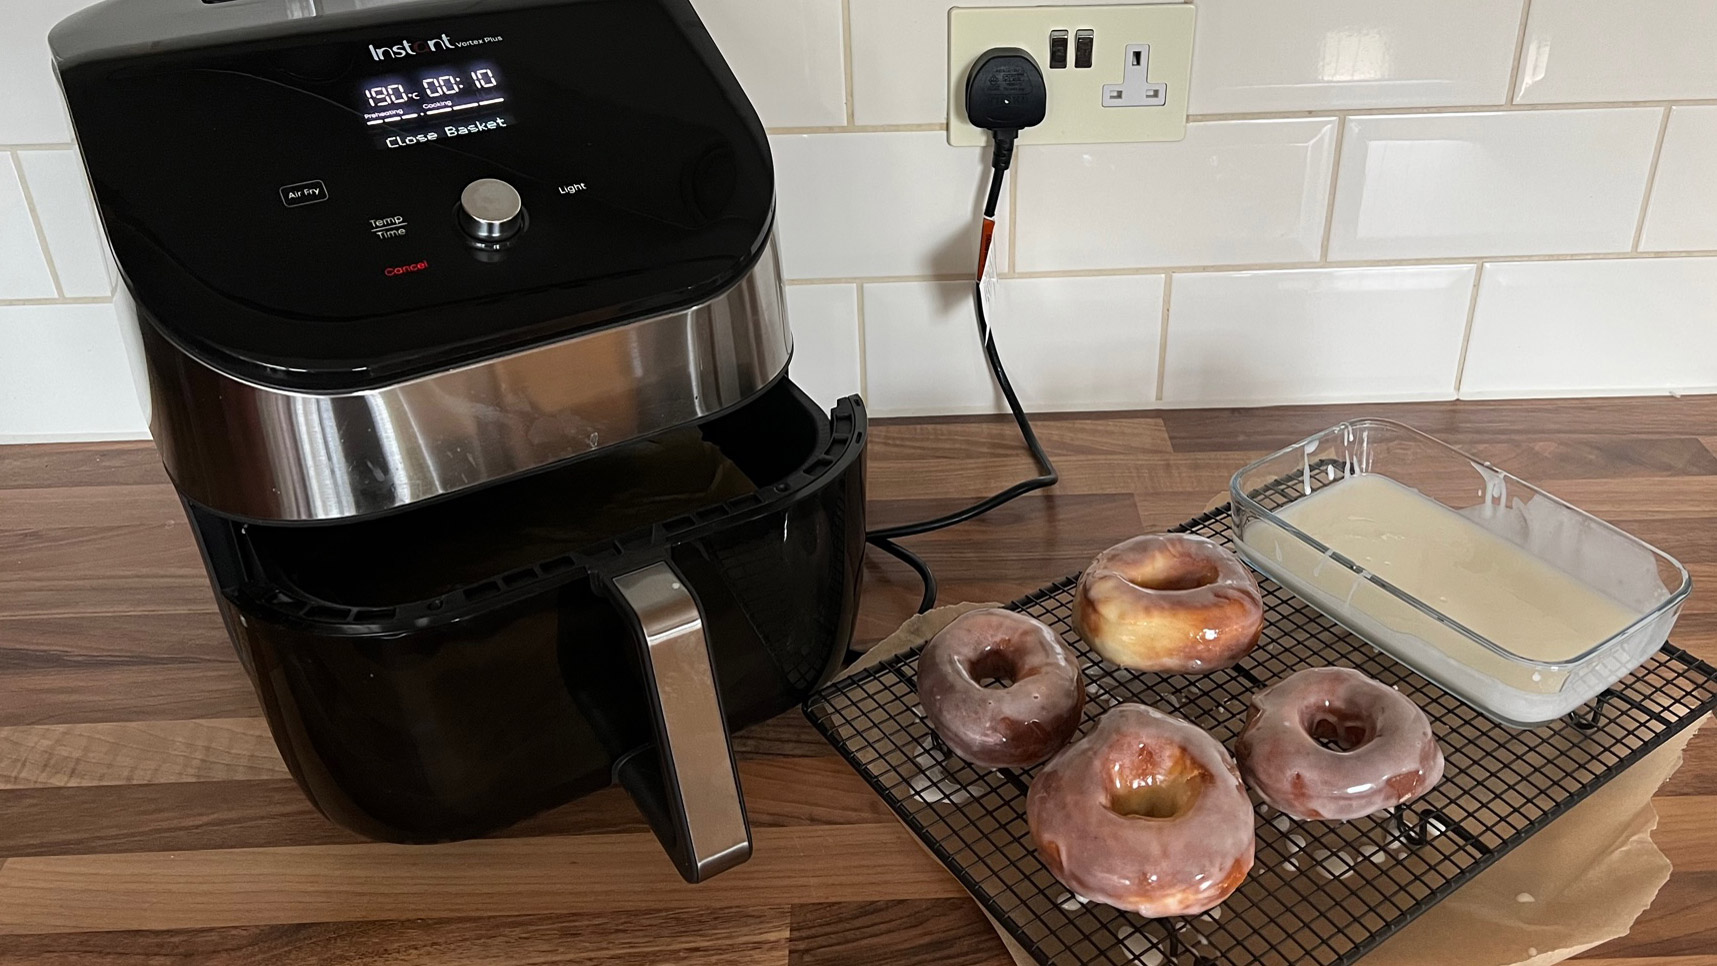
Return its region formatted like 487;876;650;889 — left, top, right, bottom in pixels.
279;180;328;207
384;259;428;277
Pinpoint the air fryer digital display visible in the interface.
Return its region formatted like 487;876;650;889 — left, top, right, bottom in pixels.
358;58;514;149
58;0;774;389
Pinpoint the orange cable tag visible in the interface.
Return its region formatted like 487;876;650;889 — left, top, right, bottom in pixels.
977;215;999;331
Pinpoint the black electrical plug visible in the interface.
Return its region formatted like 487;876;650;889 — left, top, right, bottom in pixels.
965;46;1047;182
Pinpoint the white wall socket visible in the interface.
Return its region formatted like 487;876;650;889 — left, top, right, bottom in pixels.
947;4;1194;146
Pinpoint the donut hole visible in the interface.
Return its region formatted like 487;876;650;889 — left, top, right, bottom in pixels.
1125;560;1222;592
966;650;1019;691
1106;749;1208;820
1303;707;1376;752
1111;779;1200;819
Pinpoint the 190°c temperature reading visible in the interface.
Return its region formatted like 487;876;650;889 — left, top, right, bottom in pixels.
365;68;499;108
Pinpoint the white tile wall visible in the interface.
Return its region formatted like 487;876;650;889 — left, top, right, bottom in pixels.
0;0;106;145
15;149;113;298
1190;0;1522;114
1015;118;1337;272
9;0;1717;442
1516;0;1717;105
1461;258;1717;397
1162;266;1474;405
0;302;146;443
861;281;999;416
863;275;1164;416
772;131;1003;279
784;284;864;411
691;0;848;128
990;275;1165;410
0;154;57;300
1639;107;1717;253
849;0;1135;126
1327;110;1662;260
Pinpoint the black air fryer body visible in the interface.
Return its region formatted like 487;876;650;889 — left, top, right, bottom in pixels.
51;0;865;882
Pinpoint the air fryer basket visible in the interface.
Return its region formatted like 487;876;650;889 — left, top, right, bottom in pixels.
188;380;866;880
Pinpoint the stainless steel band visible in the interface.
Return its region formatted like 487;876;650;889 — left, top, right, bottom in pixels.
140;236;789;522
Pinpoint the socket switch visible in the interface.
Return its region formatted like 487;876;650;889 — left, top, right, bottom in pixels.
948;4;1194;146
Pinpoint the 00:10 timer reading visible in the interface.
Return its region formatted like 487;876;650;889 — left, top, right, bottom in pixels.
365;68;498;107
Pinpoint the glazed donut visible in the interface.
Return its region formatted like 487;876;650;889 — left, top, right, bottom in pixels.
917;609;1085;770
1073;534;1265;673
1235;667;1445;821
1027;704;1255;917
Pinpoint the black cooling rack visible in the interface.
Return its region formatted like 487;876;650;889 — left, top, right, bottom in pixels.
804;499;1717;966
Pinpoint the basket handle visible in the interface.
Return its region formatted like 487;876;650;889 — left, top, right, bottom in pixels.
603;559;753;883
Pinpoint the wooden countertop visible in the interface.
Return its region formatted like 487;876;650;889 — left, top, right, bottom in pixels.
0;396;1713;965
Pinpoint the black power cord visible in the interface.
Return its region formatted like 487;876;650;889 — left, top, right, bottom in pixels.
864;48;1058;615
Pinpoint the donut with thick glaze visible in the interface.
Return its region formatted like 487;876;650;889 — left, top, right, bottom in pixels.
1235;667;1445;821
1027;704;1255;917
917;609;1085;770
1074;534;1265;673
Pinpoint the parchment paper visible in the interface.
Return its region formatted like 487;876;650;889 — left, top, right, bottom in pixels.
842;603;1704;966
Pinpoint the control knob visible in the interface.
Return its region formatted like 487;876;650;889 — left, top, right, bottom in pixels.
457;178;526;243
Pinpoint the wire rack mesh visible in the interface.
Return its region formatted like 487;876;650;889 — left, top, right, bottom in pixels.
804;491;1717;966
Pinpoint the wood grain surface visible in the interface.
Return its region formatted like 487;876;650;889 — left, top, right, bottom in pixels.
1;397;1715;964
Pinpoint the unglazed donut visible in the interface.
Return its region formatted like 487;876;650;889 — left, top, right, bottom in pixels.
1073;534;1265;672
917;609;1085;770
1235;667;1445;821
1027;704;1254;917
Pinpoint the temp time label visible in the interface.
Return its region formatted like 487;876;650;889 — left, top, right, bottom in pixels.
369;215;408;239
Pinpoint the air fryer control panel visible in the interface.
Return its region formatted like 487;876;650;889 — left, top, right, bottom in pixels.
57;0;773;389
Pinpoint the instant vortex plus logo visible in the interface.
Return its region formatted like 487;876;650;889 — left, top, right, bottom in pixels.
369;33;502;60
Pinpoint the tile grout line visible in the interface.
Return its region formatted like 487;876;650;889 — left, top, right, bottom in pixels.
10;152;68;300
0;296;114;307
1452;262;1487;397
764;98;1717;136
1318;117;1348;262
1010;247;1717;272
854;283;869;401
1184;99;1717;122
781;247;1717;289
1154;274;1173;402
839;0;856;127
786;273;974;286
1505;0;1536;106
1631;106;1674;253
0;143;75;152
767;122;945;135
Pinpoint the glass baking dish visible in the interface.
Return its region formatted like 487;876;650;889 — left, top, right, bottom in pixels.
1229;419;1690;727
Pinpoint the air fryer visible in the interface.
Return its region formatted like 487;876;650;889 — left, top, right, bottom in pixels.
51;0;867;882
